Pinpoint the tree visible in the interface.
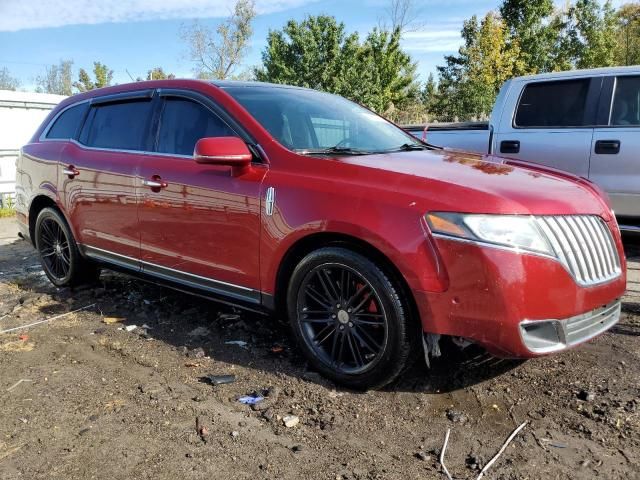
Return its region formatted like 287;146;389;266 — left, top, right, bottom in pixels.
256;16;418;114
256;16;360;93
182;0;256;79
421;73;437;112
571;0;617;68
383;0;425;33
74;62;113;92
35;60;73;95
0;67;20;91
145;67;176;80
615;2;640;66
434;12;522;120
500;0;558;73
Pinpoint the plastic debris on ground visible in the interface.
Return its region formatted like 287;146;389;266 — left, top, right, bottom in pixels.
238;394;264;405
202;374;236;386
225;340;249;349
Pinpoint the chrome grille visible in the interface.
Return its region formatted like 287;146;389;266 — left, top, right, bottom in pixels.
536;215;621;286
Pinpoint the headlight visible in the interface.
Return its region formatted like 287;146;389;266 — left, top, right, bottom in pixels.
426;212;554;256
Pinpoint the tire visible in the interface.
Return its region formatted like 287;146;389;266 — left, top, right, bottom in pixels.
34;207;100;287
287;247;414;390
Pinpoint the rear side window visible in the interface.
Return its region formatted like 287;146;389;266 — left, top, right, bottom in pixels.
46;103;87;139
156;97;235;156
610;76;640;126
80;99;153;151
515;79;591;128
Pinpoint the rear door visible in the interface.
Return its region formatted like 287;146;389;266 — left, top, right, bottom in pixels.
64;91;154;264
494;77;599;178
590;75;640;219
137;90;266;302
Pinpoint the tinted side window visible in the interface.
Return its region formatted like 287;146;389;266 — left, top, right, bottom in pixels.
156;97;235;156
515;79;591;128
81;99;153;150
610;76;640;126
46;103;88;139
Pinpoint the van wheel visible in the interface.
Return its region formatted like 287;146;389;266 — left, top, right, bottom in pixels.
287;247;413;390
35;207;100;287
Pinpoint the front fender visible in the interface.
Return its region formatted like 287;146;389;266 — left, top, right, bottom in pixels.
259;169;448;296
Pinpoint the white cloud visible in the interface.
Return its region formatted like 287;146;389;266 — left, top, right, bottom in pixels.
402;29;463;53
0;0;318;32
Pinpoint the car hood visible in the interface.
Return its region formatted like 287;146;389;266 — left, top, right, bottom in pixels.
339;148;612;218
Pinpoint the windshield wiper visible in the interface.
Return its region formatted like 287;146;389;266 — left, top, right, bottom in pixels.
392;143;427;152
295;146;373;156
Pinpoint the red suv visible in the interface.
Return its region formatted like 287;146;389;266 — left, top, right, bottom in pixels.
16;80;626;389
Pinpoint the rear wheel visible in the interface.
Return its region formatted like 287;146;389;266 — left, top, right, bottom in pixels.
35;207;100;287
287;247;414;390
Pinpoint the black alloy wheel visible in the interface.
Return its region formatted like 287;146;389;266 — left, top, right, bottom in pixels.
35;207;100;287
288;247;414;390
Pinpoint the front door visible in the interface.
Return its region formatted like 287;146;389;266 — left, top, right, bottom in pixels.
590;75;640;219
137;92;266;302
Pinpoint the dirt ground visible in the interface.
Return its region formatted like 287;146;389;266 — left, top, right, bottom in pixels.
0;217;638;480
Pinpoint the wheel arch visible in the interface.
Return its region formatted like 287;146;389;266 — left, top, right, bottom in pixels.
273;232;420;327
28;195;72;247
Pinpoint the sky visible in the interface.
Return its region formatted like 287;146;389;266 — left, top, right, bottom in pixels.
0;0;630;91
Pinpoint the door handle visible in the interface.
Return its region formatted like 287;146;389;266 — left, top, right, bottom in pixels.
595;140;620;154
500;140;520;154
142;175;168;191
63;165;80;178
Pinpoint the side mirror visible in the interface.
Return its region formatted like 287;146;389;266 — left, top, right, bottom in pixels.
194;137;252;167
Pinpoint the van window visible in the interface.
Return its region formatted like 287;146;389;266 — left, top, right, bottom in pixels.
156;97;235;156
80;99;153;151
46;103;87;139
515;79;591;128
610;76;640;126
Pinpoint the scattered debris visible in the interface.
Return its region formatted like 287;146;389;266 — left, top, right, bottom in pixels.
270;345;284;354
231;431;239;438
124;325;137;332
283;415;300;428
0;304;96;334
439;429;454;480
195;416;209;442
102;316;124;325
446;410;468;424
18;334;28;341
415;451;430;462
188;347;206;359
0;339;35;352
225;340;249;349
188;326;211;337
202;374;236;386
328;390;344;398
251;386;281;412
476;422;528;480
184;362;201;368
218;313;240;321
238;395;264;405
6;378;32;392
577;390;596;402
439;422;528;480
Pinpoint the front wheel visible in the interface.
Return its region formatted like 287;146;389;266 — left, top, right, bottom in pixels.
35;207;100;287
287;247;414;390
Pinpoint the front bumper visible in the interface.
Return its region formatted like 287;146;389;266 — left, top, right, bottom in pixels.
415;234;627;358
519;300;621;354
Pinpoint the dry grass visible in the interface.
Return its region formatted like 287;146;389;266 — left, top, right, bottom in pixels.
0;207;16;218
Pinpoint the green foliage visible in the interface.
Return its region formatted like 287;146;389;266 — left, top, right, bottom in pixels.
0;67;20;91
35;60;73;95
145;67;176;80
74;62;113;92
615;2;640;66
434;13;522;120
433;0;623;121
256;16;418;115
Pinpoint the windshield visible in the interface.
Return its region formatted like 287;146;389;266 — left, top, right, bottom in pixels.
223;86;424;155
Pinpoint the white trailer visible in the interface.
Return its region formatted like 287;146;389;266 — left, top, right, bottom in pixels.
0;90;66;204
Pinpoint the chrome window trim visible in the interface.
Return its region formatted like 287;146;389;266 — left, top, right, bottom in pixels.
196;154;251;161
